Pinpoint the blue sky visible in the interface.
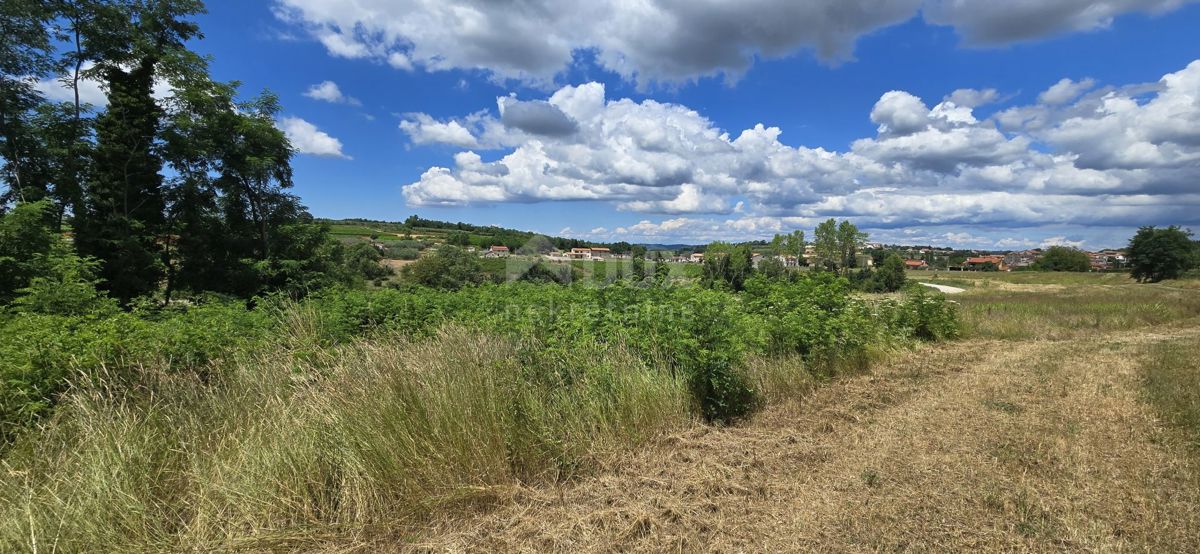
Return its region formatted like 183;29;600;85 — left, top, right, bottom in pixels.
143;1;1200;247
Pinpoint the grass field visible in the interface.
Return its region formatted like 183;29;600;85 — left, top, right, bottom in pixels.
911;268;1136;286
401;274;1200;551
4;272;1198;551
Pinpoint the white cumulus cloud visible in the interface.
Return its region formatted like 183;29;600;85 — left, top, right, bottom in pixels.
279;116;351;159
398;60;1200;246
303;80;361;106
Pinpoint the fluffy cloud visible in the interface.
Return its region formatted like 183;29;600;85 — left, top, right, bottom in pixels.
1037;77;1096;104
870;91;930;136
275;0;1196;84
303;80;361;106
399;114;480;148
279;116;350;159
400;60;1200;246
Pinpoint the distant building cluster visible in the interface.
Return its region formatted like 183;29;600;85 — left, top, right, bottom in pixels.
900;247;1128;272
470;238;1129;274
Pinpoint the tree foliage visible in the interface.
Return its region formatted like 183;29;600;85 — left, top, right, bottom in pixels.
813;218;839;267
1128;226;1197;283
1;1;349;306
0;200;57;302
872;254;908;292
402;245;486;290
1033;246;1091;272
701;242;754;291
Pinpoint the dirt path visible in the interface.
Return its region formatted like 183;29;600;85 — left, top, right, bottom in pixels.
405;330;1200;552
919;282;967;294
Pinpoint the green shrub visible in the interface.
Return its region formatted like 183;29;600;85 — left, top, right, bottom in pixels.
393;247;419;260
884;288;961;341
0;301;271;445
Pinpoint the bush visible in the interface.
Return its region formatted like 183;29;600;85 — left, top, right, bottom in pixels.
343;242;392;281
393;247;419;260
873;254;907;292
402;245;484;290
1033;246;1091;272
0;301;271;445
884;288;961;341
0;200;62;303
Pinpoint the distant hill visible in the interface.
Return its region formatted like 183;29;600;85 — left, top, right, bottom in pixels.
317;216;684;254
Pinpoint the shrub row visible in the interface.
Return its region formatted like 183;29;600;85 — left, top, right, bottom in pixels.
1;274;958;445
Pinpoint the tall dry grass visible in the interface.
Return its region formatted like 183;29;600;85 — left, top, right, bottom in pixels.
0;325;689;551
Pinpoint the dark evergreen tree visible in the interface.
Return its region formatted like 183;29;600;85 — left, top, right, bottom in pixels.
74;58;166;303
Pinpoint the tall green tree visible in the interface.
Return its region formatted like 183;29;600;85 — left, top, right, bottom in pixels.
72;0;205;304
702;242;754;291
1128;226;1196;283
0;0;57;207
813;218;839;269
770;229;805;262
784;230;805;262
74;57;167;303
836;220;867;271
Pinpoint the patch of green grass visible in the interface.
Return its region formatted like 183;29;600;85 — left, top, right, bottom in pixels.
861;468;882;488
983;398;1025;414
956;286;1200;340
327;224;383;236
1142;337;1200;450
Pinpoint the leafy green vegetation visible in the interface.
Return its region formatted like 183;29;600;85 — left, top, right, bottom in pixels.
0;270;959;549
1128;225;1199;283
1032;246;1091;272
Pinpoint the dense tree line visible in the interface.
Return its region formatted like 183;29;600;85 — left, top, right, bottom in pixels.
402;214;631;253
1;0;355;307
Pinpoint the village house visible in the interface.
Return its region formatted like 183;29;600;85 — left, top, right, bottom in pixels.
689;252;705;263
482;245;509;258
1003;249;1041;269
565;247;614;260
962;255;1008;271
904;259;928;270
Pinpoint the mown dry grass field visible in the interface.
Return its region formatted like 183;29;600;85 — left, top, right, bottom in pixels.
394;275;1200;552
